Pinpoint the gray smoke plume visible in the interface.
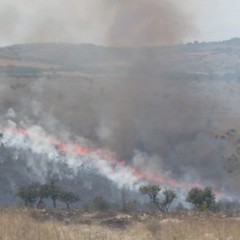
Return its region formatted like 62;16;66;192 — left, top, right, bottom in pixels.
0;0;238;197
105;0;194;46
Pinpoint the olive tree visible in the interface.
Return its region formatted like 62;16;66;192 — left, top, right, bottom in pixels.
139;185;177;212
139;185;161;210
59;190;80;210
186;186;215;211
17;184;39;207
46;179;62;208
161;189;177;212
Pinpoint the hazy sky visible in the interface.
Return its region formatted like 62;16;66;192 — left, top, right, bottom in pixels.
0;0;240;46
189;1;240;42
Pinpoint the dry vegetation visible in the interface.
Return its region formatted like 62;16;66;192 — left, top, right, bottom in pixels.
0;207;240;240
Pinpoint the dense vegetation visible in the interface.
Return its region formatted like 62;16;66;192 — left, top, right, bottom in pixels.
16;180;220;213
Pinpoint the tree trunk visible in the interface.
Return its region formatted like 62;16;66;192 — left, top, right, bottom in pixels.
37;197;43;208
66;202;70;210
53;199;57;208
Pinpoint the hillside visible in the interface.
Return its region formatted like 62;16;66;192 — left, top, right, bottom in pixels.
1;39;240;77
0;39;240;204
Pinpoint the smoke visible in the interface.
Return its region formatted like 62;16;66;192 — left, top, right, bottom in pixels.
0;53;232;193
0;0;195;46
105;0;194;46
0;0;238;198
0;0;104;45
0;124;149;188
91;52;231;192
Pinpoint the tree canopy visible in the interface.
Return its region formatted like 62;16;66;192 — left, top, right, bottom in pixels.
139;185;177;212
186;186;216;210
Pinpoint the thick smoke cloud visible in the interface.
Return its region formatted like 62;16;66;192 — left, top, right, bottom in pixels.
0;0;237;196
0;52;231;193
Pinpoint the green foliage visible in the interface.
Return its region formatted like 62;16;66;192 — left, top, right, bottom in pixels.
186;187;203;208
46;179;62;208
17;184;39;207
92;196;110;211
139;185;177;212
186;186;215;210
161;189;177;212
139;185;161;205
39;179;76;208
59;190;80;210
35;184;50;207
17;180;76;209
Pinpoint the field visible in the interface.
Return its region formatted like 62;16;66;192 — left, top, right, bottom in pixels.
1;208;240;240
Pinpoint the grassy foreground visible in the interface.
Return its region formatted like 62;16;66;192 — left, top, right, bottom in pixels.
0;208;240;240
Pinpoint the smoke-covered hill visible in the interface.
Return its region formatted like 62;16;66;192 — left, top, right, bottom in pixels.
1;39;240;204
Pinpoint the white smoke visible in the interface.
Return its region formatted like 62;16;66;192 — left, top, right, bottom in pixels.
0;123;148;188
5;108;16;119
0;0;197;46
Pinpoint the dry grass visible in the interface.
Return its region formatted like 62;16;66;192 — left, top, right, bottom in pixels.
0;208;240;240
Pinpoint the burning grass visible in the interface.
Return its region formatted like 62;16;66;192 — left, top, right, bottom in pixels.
0;208;240;240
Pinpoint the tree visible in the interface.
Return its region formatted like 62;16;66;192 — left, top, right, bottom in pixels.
121;185;130;212
46;179;62;208
203;187;216;210
139;185;177;212
17;184;39;207
161;189;177;212
186;186;215;211
36;183;50;208
139;185;161;211
59;190;80;210
16;179;82;209
186;187;203;209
